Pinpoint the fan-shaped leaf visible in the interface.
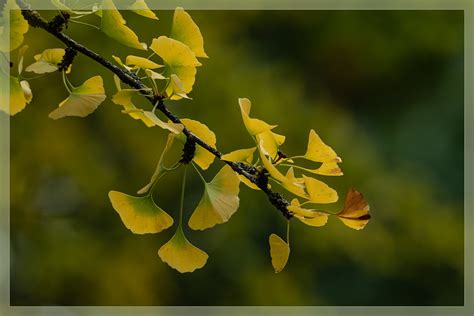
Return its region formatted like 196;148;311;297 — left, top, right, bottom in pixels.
126;55;162;69
150;36;200;100
256;130;285;159
112;89;155;127
0;0;28;52
179;118;216;170
238;98;276;136
129;0;158;20
258;142;308;198
288;198;329;227
26;48;71;74
49;75;106;120
221;147;256;164
170;7;208;58
3;76;32;115
100;0;147;50
269;233;290;273
188;165;240;230
304;129;342;163
108;191;174;234
302;175;338;204
337;188;371;230
158;226;208;273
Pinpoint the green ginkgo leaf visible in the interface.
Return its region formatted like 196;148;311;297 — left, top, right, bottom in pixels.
179;118;216;170
188;165;240;230
100;0;147;50
302;174;338;204
49;75;106;120
150;36;200;100
170;7;208;58
26;48;71;74
269;233;290;273
2;76;32;116
109;191;173;234
112;89;155;127
158;225;208;273
0;0;29;52
129;0;158;20
238;98;276;136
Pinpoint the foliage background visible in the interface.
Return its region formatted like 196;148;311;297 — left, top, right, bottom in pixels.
8;10;464;305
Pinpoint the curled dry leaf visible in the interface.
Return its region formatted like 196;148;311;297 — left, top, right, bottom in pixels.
337;188;371;230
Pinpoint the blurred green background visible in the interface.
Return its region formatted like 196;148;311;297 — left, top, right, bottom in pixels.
8;9;463;305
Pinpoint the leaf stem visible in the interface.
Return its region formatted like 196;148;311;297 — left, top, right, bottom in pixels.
192;162;206;184
61;71;72;93
286;220;290;244
69;19;100;30
179;165;188;226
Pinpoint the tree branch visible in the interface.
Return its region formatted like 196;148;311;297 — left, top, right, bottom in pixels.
18;4;293;219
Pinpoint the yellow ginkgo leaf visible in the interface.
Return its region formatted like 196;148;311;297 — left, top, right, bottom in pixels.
168;74;191;99
238;98;276;136
112;89;155;127
108;191;174;234
238;175;260;191
303;161;343;177
26;48;71;74
3;76;32;116
188;165;240;230
0;0;28;52
337;188;371;230
179;118;216;170
170;7;208;58
158;226;208;273
17;45;28;74
258;142;308;198
145;69;167;80
101;0;147;50
126;55;162;69
269;233;290;273
288;198;329;227
256;130;286;159
304;129;342;163
143;111;184;134
302;175;338;204
129;0;158;20
49;75;106;120
150;36;200;100
221;147;256;164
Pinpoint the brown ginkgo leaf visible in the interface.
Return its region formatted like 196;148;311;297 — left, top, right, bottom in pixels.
337;188;371;230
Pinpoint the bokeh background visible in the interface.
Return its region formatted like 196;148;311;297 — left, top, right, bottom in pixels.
8;9;464;305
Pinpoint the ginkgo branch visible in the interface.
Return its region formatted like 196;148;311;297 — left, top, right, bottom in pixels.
18;3;293;219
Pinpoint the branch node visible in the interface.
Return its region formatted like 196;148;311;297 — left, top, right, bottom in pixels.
58;46;77;72
180;137;196;164
48;11;70;33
